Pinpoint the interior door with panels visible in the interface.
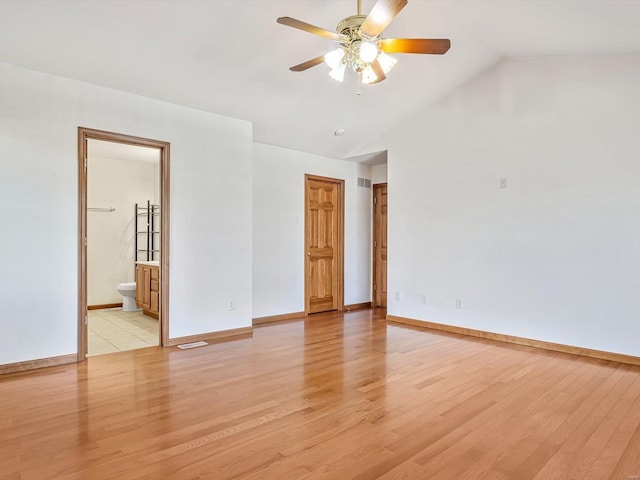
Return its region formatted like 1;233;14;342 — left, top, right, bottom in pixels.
305;175;344;314
373;183;387;308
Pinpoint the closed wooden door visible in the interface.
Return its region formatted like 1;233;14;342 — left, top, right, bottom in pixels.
305;175;344;314
373;183;388;308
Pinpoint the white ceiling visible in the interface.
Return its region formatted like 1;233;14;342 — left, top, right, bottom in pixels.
2;1;640;161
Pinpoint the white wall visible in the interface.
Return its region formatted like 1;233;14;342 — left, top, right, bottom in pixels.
371;164;388;185
252;142;372;318
381;54;640;356
87;153;157;305
0;63;252;364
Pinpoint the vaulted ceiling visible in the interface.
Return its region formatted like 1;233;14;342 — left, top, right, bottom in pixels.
2;1;640;160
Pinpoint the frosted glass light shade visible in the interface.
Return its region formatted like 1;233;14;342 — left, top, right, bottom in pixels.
329;64;346;82
324;48;345;70
377;51;397;74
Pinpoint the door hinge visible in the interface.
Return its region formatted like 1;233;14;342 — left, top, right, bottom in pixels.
84;314;88;326
374;284;377;290
374;196;377;204
84;157;87;170
84;236;87;247
374;240;377;247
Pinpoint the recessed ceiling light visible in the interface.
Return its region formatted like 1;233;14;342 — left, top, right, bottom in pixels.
334;128;346;136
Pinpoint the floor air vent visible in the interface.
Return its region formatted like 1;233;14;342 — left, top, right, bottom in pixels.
177;341;208;349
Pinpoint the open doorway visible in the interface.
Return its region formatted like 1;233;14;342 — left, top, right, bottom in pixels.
78;128;170;360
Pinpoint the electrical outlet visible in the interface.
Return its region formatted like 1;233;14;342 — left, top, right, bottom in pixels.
395;291;400;301
456;299;463;309
420;294;426;304
499;177;507;189
228;301;236;311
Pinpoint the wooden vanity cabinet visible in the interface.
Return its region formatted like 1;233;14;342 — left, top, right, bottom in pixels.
136;264;159;319
150;267;159;314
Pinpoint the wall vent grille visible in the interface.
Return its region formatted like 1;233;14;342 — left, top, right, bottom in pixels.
357;177;371;189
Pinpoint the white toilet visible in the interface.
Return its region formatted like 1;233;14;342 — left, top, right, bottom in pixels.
116;282;140;312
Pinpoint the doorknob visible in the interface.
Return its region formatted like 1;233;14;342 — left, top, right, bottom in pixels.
307;252;310;256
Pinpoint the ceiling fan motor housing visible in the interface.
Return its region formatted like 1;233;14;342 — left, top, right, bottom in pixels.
337;15;380;73
337;15;368;36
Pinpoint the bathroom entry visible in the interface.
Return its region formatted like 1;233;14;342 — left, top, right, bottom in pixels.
78;128;170;360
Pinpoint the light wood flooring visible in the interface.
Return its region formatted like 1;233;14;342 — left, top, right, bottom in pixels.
2;309;640;479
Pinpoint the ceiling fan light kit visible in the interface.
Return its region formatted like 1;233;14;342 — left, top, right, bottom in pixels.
277;0;450;86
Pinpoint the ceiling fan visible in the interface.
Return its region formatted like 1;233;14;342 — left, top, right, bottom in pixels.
276;0;450;85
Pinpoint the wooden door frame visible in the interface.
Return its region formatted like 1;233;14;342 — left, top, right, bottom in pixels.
373;183;387;308
78;127;170;361
304;174;345;315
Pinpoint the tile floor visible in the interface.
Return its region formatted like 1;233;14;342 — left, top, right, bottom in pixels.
88;308;159;356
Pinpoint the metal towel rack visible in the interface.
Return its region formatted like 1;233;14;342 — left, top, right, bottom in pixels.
135;201;160;262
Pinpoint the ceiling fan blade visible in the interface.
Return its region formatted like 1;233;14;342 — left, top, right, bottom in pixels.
290;55;326;72
380;38;451;54
277;17;341;41
369;59;387;84
361;0;408;37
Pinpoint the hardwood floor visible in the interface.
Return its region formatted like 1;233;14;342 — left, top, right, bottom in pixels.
2;309;640;479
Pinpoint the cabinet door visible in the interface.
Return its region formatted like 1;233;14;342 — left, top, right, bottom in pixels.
135;266;144;307
142;267;151;310
150;266;159;314
150;292;159;313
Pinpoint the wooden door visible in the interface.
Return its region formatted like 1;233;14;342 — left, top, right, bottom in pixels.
305;175;344;314
373;183;388;308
